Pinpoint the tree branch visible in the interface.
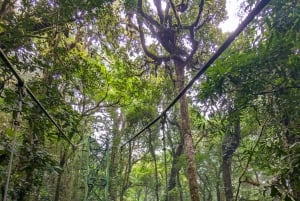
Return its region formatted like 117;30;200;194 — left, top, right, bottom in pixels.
168;0;182;27
0;0;16;19
137;0;160;28
234;121;267;201
195;14;212;31
153;0;164;24
82;99;121;116
191;0;205;28
137;18;171;64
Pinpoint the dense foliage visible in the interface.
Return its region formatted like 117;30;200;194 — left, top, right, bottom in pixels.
0;0;299;201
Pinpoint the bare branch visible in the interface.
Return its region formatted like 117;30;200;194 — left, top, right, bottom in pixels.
137;18;171;64
168;0;182;27
240;179;260;187
81;80;110;116
234;121;267;201
137;0;160;28
83;98;121;116
153;0;164;24
185;31;199;63
191;0;205;28
195;14;212;31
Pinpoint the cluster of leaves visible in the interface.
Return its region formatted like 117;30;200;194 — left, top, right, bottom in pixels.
0;0;299;200
192;0;300;200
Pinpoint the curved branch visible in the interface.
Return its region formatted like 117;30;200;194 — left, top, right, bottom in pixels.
137;0;160;28
186;37;199;63
181;0;207;63
153;0;164;24
181;0;204;30
83;99;121;116
195;14;212;31
137;18;171;64
168;0;182;27
186;13;213;63
191;0;205;28
234;121;267;201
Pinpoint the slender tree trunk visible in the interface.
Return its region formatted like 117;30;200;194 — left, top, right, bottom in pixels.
222;159;233;201
174;59;200;201
177;173;184;201
54;150;67;201
167;139;183;192
216;167;222;201
149;135;159;201
109;109;124;201
120;142;133;201
166;117;183;201
204;174;212;201
54;172;63;201
144;186;148;201
71;160;80;201
222;118;240;201
216;180;221;201
198;177;206;201
166;116;182;191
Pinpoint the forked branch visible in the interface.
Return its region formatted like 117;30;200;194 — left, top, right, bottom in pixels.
137;18;171;64
137;0;160;28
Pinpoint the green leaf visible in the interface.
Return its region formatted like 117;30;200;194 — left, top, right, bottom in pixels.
5;128;14;137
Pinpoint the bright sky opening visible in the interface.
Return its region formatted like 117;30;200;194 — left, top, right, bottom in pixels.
219;0;243;32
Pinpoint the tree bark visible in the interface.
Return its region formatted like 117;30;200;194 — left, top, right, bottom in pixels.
216;167;222;201
120;142;133;201
222;159;233;201
281;114;300;200
177;173;184;201
175;59;200;201
216;180;221;201
222;118;240;201
108;109;124;201
148;132;159;201
54;150;67;201
167;139;183;192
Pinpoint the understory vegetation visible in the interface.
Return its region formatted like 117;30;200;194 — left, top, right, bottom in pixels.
0;0;299;200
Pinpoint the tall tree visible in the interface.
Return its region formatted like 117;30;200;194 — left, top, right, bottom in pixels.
125;0;226;200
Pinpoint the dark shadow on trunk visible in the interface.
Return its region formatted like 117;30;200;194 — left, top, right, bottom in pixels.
120;141;133;201
148;131;160;201
167;138;183;192
216;167;222;201
54;149;67;201
175;60;200;201
222;117;240;201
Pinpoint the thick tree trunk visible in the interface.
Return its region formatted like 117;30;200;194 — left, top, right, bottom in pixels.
222;118;240;201
174;60;200;201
